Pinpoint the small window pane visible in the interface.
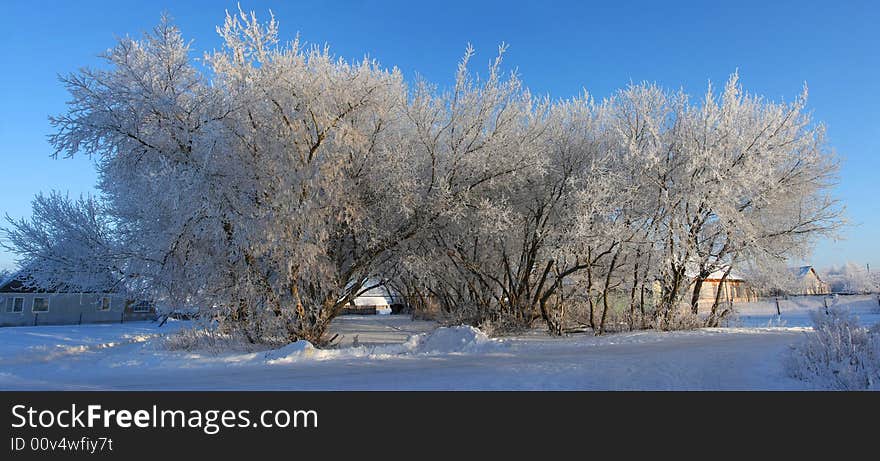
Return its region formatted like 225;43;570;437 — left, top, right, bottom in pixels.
13;298;23;313
99;297;111;311
32;298;49;313
132;301;152;312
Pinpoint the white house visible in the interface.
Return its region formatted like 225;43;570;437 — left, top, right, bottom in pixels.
343;281;405;315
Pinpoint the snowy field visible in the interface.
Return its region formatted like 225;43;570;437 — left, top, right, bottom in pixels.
725;294;880;328
0;295;877;390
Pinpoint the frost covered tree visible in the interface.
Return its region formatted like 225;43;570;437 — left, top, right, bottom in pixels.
39;10;554;344
825;263;878;294
601;76;842;328
393;44;555;332
689;76;841;325
44;11;424;344
400;89;646;335
740;259;802;296
8;8;842;342
2;192;126;293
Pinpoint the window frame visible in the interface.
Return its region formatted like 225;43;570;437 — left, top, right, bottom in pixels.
98;296;112;312
131;300;153;313
5;297;24;314
31;297;50;313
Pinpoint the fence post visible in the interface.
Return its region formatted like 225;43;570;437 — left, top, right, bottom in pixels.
824;297;829;315
78;312;82;325
121;311;124;324
33;313;38;326
774;297;781;316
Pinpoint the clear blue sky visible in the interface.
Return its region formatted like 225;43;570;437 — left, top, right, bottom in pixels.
1;0;878;272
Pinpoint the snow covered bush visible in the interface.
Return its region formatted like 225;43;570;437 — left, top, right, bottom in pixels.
478;316;533;337
785;307;880;390
651;306;704;332
163;325;287;354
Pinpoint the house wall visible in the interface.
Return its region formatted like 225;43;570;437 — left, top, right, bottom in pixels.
0;293;156;327
351;295;393;307
695;279;757;306
799;272;831;295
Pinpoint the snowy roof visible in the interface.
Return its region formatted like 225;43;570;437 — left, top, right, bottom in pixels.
0;273;14;290
344;279;402;307
788;266;814;278
0;272;122;294
351;295;395;307
705;269;746;281
787;266;824;283
685;267;746;281
357;284;399;298
0;272;59;293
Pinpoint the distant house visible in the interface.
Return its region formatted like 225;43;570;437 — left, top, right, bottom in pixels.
692;269;758;307
0;274;157;327
788;266;830;295
341;282;405;315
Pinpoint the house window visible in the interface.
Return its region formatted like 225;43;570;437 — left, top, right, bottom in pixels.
131;301;153;313
5;297;24;314
32;297;49;313
98;297;111;311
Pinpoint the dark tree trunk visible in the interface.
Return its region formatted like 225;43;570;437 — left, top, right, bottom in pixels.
706;266;733;327
629;250;641;331
586;250;595;330
598;249;621;335
690;275;705;315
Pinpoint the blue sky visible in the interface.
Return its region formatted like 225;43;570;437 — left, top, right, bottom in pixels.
1;0;878;272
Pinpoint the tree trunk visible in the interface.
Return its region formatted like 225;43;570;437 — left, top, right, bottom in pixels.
660;266;685;329
639;285;646;327
690;276;705;315
586;253;595;330
629;254;640;331
706;266;733;327
598;249;621;335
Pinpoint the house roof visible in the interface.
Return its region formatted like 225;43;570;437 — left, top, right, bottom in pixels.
685;266;746;281
351;295;396;307
704;269;746;281
0;270;120;294
0;273;62;293
788;265;825;283
341;278;402;307
789;266;813;278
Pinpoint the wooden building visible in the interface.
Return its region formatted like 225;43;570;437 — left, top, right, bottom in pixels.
693;270;758;307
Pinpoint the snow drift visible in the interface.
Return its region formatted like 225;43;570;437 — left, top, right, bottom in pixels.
263;341;316;363
261;326;505;364
397;326;503;354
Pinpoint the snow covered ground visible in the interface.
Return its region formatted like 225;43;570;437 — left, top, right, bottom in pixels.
724;294;880;328
1;296;877;390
